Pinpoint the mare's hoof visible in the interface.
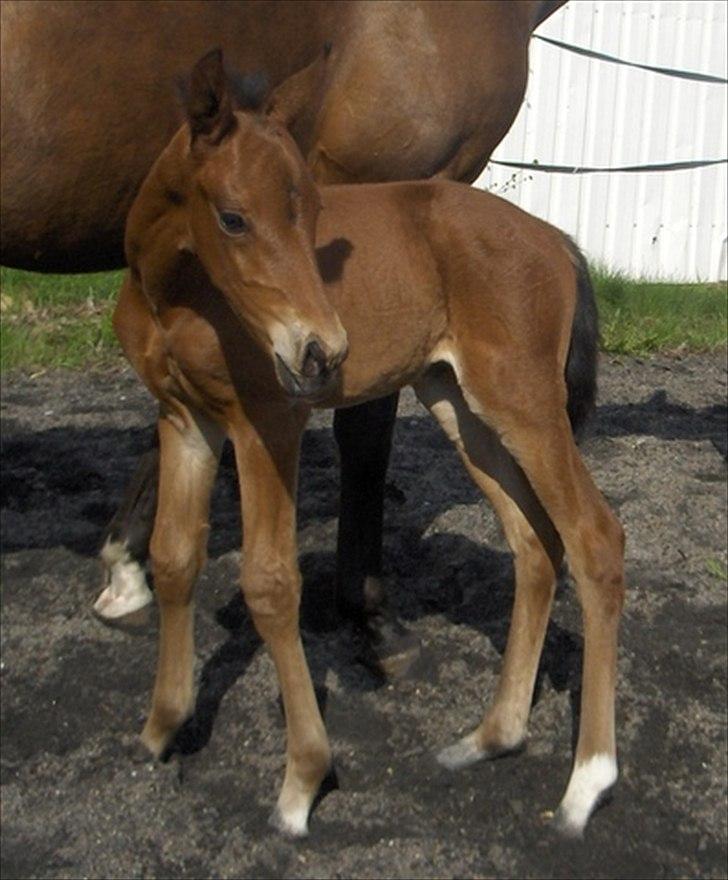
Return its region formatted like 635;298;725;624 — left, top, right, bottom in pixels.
358;609;422;678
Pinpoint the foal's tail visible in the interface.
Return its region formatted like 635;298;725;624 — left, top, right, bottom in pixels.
563;235;599;437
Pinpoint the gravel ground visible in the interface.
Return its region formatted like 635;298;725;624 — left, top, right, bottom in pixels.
1;352;726;879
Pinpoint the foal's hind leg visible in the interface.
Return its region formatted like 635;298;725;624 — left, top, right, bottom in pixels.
415;366;563;763
94;438;158;621
454;355;625;836
140;405;223;756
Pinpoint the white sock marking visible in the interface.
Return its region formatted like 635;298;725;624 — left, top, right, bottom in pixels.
557;753;617;834
271;802;310;838
95;539;153;618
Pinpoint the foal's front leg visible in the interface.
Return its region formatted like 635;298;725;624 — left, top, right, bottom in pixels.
141;404;223;756
232;402;331;838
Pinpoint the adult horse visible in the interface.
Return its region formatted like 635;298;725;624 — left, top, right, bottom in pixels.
0;0;568;668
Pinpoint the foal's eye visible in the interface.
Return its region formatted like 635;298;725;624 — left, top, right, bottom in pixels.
218;211;248;236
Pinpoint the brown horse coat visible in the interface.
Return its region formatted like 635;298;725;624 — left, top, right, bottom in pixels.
0;0;565;271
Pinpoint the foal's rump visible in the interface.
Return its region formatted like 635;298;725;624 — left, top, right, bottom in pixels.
425;182;599;435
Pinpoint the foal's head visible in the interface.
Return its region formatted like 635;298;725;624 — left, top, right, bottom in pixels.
130;49;348;399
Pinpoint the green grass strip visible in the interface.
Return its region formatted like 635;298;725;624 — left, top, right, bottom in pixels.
593;267;727;354
1;268;124;371
1;264;726;372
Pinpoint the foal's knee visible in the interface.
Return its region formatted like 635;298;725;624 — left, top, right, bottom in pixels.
241;556;301;637
150;529;207;603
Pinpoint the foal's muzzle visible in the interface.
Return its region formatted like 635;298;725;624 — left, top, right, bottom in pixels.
275;335;348;399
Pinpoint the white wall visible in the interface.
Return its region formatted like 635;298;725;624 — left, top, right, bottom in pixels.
475;1;728;281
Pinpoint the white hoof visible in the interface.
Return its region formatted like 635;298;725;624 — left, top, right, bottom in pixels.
95;540;153;619
553;754;617;836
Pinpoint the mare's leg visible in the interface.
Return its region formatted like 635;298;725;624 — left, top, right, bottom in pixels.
333;395;397;618
311;149;417;674
141;405;223;756
334;395;421;675
94;437;158;620
415;365;563;763
233;402;331;837
452;353;625;836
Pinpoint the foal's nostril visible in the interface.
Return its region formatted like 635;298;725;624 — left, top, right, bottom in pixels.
302;340;327;379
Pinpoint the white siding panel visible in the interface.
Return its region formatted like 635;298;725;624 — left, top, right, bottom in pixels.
475;1;728;281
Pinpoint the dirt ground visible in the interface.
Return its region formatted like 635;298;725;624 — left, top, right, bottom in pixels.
1;352;726;880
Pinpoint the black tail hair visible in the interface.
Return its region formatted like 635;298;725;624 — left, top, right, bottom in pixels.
563;234;599;437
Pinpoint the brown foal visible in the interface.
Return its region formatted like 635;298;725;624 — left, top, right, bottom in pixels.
116;51;625;838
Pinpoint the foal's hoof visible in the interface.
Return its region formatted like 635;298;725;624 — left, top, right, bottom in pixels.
93;565;153;626
139;718;180;761
436;734;486;771
268;805;310;839
437;732;524;770
93;601;153;632
551;806;586;840
551;754;618;838
359;609;422;678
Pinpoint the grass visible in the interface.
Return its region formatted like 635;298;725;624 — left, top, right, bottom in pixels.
705;558;728;581
592;267;728;355
1;264;726;372
0;267;124;371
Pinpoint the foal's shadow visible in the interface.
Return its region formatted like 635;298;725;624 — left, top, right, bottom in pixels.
167;594;262;758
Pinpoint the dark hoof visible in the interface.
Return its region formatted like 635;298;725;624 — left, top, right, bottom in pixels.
358;609;422;679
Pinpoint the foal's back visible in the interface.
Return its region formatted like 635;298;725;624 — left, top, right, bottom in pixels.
316;180;578;389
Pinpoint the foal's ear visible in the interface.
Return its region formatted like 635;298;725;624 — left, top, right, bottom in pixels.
185;48;236;147
264;42;332;129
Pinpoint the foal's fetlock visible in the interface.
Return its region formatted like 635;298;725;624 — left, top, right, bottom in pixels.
354;598;422;679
